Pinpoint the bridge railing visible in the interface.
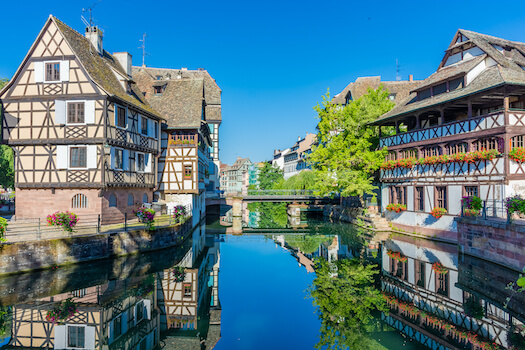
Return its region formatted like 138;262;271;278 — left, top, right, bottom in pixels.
246;189;316;196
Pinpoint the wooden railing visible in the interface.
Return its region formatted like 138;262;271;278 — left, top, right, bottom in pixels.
107;126;158;152
106;170;155;187
168;134;197;147
379;111;516;148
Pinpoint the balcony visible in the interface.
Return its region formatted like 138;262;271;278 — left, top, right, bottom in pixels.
168;134;197;147
378;110;525;148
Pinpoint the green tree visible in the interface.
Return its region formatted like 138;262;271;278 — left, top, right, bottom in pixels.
308;258;387;349
308;86;394;197
274;170;317;190
0;78;14;189
257;162;283;190
247;202;287;228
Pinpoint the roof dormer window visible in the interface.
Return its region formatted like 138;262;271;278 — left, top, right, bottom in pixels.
154;85;164;95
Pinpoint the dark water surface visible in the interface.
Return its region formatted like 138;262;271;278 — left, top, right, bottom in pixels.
0;209;522;349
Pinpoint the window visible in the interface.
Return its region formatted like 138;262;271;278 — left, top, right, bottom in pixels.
423;146;441;157
511;135;524;149
436;186;447;210
109;194;117;207
385;151;397;161
154;121;158;138
449;76;464;91
464;186;479;198
433;82;447;96
396;260;408;281
72;194;88;209
473;138;499;151
436;272;449;297
67;102;85;124
184;165;192;178
46;62;60;81
72;288;87;298
415;187;424;212
141;117;148;135
388;93;396;101
136;301;144;321
129;151;136;172
390;186;406;205
68;326;85;348
114;316;122;338
70;147;87;168
154;85;164;94
137;153;145;172
415;261;426;288
115;149;123;170
184;283;192;297
142;193;148;203
116;106;126;128
127;194;134;206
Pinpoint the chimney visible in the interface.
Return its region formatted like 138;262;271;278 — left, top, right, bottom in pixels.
113;52;132;76
85;26;103;55
409;74;413;82
237;156;241;160
298;136;301;141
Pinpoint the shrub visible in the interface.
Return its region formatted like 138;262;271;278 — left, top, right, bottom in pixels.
509;147;525;162
0;217;7;242
430;207;447;219
46;211;79;233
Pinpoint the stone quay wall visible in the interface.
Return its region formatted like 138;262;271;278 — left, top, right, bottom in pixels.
0;220;193;275
456;217;525;272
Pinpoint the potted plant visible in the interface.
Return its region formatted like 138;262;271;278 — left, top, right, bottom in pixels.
46;211;79;233
461;195;483;217
430;207;447;219
173;205;187;224
173;266;186;283
46;298;77;324
386;203;407;213
133;207;155;230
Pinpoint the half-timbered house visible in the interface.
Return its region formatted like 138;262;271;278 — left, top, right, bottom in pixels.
0;16;163;223
373;29;525;235
133;67;216;224
382;236;519;349
8;275;158;349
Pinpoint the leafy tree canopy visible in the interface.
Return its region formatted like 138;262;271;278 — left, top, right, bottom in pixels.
0;78;14;189
309;258;387;349
308;86;394;197
257;162;283;190
274;170;317;190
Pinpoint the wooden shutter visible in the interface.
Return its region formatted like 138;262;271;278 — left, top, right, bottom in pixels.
61;60;69;81
84;326;96;350
34;62;44;83
123;149;130;171
145;153;151;173
110;147;115;169
87;145;97;169
85;100;95;124
53;325;66;349
56;145;68;169
55;100;66;124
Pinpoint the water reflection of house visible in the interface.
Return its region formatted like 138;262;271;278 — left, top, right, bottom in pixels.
157;231;221;349
381;236;516;349
7;276;159;350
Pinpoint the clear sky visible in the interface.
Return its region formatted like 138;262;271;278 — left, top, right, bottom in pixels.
2;1;525;165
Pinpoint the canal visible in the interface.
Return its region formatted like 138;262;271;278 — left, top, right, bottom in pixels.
0;203;522;349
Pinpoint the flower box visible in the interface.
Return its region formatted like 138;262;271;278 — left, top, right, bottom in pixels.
386;203;406;213
430;207;447;219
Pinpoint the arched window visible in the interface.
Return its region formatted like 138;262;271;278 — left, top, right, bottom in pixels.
109;194;117;207
127;194;134;206
71;194;88;209
142;193;148;203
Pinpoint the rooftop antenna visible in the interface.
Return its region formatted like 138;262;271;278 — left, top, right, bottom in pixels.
396;59;402;81
82;0;102;30
139;33;149;67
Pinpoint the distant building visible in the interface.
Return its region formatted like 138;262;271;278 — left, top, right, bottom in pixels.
222;157;252;195
272;133;316;179
332;75;421;106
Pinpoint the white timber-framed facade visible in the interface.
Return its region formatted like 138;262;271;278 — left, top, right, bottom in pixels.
0;16;163;223
374;29;525;235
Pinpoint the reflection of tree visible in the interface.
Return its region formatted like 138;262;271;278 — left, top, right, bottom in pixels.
285;235;331;254
308;258;386;349
247;202;287;228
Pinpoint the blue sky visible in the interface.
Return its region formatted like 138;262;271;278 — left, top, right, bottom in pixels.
3;1;525;164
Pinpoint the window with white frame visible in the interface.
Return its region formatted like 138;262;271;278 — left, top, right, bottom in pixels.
67;326;85;348
70;147;87;168
136;301;144;322
137;153;145;172
67;102;84;124
46;62;60;81
34;60;69;83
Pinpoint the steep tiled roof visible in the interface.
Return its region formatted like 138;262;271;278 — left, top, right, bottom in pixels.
132;66;222;123
332;76;421;105
52;17;162;119
373;29;525;124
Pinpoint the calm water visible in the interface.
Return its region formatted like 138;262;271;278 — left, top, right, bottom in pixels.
0;205;522;349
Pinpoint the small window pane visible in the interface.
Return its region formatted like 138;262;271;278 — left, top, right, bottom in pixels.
127;194;134;206
70;147;87;168
109;194;117;207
